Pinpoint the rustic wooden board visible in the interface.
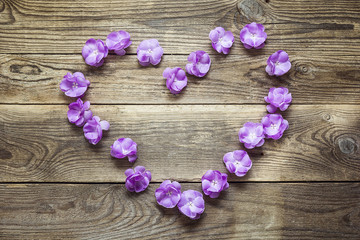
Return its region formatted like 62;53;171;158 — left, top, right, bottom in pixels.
0;0;359;55
1;104;359;182
0;183;359;239
1;54;359;104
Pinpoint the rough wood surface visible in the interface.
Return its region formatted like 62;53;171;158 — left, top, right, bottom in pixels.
1;54;359;104
1;104;359;182
1;0;360;238
0;0;359;55
0;183;359;239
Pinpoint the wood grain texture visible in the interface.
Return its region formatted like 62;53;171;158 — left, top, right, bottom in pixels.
1;54;359;104
0;0;359;55
0;183;359;239
1;104;359;182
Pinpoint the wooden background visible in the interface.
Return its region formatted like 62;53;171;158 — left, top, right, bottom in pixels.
0;0;359;239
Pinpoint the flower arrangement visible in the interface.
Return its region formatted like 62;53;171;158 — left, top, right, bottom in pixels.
60;22;292;220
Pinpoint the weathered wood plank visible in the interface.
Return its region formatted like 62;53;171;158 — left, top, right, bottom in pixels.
1;54;359;104
0;183;359;239
0;105;359;182
0;0;359;55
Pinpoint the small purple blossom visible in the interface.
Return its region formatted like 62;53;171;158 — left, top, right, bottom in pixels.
264;87;292;113
177;190;205;220
240;22;267;49
67;98;92;127
186;50;211;77
59;72;90;98
110;138;138;163
125;166;151;193
83;116;110;145
266;50;291;76
209;27;234;54
106;30;132;56
262;114;289;140
163;67;187;94
201;170;229;198
82;38;108;67
137;39;163;66
155;180;181;208
239;122;265;149
223;150;252;177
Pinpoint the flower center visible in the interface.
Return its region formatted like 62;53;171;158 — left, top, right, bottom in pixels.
188;201;193;207
249;132;256;139
250;33;257;38
235;161;240;165
72;82;78;88
211;180;218;186
166;191;172;196
218;37;223;43
93;50;99;55
147;49;152;53
275;61;280;66
270;124;277;129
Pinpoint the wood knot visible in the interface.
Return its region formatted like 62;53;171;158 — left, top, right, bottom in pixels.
0;149;12;160
322;113;332;121
0;2;5;13
237;0;266;23
10;64;42;75
293;61;315;79
343;208;360;230
337;137;357;155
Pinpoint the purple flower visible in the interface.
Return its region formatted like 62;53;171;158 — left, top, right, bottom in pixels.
209;27;234;54
266;50;291;76
264;87;292;113
82;38;108;67
110;138;138;163
67;98;93;127
262;114;289;140
240;22;267;49
124;166;151;193
177;190;205;220
239;122;265;149
223;150;252;177
155;180;181;208
59;72;90;98
106;30;132;56
201;170;229;198
83;116;110;145
137;39;163;66
186;50;211;77
163;67;188;94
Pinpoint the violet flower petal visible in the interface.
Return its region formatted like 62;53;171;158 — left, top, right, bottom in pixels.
223;150;252;177
155;180;182;208
106;30;132;56
264;87;292;113
82;38;108;67
163;67;188;94
60;72;90;98
83;116;110;145
240;22;267;49
177;190;205;220
201;170;229;198
67;98;93;127
239;122;265;149
137;39;163;66
185;50;211;77
262;114;289;140
125;166;151;193
111;138;138;163
209;27;234;54
265;50;291;76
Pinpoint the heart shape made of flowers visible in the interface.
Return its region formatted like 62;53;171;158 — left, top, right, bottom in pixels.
59;23;292;220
